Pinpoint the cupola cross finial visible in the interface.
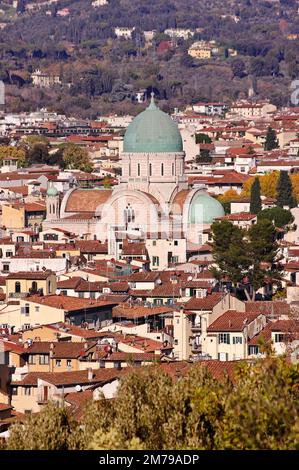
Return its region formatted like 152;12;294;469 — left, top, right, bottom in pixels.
148;90;156;109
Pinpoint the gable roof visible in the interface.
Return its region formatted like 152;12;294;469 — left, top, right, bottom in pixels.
11;368;122;387
207;310;261;332
184;292;223;311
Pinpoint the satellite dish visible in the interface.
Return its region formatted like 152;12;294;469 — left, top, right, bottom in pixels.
75;385;82;392
156;279;162;284
187;276;193;282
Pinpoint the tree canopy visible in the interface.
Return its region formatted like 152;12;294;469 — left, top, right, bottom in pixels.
258;206;294;228
62;144;93;172
211;218;280;300
4;357;299;450
264;127;279;151
250;176;262;214
276;170;297;208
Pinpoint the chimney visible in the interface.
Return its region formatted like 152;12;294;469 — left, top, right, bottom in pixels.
84;342;88;350
87;367;93;381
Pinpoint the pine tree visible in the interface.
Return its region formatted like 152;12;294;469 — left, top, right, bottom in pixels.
276;170;297;208
250;177;262;214
16;0;26;14
264;126;279;151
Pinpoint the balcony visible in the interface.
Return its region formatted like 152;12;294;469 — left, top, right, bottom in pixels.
37;395;48;405
191;324;201;332
191;343;202;354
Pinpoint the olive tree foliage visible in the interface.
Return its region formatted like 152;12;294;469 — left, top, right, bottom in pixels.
4;359;299;450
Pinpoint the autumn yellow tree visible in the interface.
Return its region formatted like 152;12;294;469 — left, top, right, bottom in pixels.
241;172;279;199
0;145;26;167
218;189;241;203
291;173;299;201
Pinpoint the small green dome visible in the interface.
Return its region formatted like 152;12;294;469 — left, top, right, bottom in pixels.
123;94;183;153
189;193;225;224
47;185;58;197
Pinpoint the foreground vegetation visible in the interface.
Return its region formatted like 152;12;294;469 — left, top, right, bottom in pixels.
3;357;299;450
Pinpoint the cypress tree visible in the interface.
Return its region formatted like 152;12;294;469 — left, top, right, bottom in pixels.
264;127;279;151
276;170;297;208
250;177;262;214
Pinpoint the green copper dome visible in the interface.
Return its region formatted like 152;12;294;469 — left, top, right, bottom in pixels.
189;193;225;224
123;94;183;153
47;184;58;197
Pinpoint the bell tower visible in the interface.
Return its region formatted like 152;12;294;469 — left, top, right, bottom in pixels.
46;182;60;221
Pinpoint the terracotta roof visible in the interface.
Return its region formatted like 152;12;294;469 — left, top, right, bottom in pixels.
75;280;107;292
65;189;112;213
11;368;122;387
249;319;299;345
25;294;119;312
41;322;115;339
127;272;160;282
207;310;262;332
57;277;83;289
184;292;223;311
159;360;239;381
172;190;191;213
6;270;54;280
268;319;299;333
121;242;147;256
75;240;108;254
217;212;256;221
104;352;160;362
245;301;290;316
22;341;96;358
149;282;181;297
64;390;93;419
113;304;174;319
0;403;12;412
249;323;272;345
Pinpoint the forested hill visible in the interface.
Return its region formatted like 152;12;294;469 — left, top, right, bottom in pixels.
0;0;299;116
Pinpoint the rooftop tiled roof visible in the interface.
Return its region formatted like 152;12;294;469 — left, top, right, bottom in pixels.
65;189;112;213
25;294;119;312
184;292;223;311
216;212;256;221
245;300;290;316
22;341;96;358
6;270;54;280
113;304;174;319
11;368;122;387
207;310;261;332
159;360;240;381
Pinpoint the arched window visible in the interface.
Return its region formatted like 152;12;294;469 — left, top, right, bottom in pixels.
172;162;175;176
124;204;135;228
161;163;164;176
15;282;21;294
149;163;152;176
137;163;140;176
32;281;37;292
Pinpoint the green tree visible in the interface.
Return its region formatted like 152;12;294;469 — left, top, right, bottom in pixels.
195;133;212;144
246;219;280;300
210;220;251;290
258;206;294;228
250;177;262;214
0;145;26;167
5;358;299;450
211;219;281;300
277;170;297;208
6;402;82;450
231;58;246;78
62;144;93;172
264;126;279;151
